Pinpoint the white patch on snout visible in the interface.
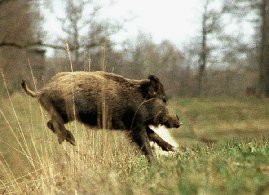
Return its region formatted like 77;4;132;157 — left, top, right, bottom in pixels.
149;125;178;156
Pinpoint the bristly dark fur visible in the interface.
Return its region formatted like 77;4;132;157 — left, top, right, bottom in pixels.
21;71;181;163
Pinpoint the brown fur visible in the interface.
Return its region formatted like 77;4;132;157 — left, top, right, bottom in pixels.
21;71;180;163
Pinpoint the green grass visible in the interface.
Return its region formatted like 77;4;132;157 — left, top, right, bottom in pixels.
0;94;269;194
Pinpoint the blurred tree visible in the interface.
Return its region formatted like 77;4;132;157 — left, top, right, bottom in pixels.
120;33;155;79
222;0;269;97
0;0;44;91
182;0;259;96
120;33;184;96
57;0;97;68
0;0;43;48
56;0;120;70
259;0;269;96
197;0;221;96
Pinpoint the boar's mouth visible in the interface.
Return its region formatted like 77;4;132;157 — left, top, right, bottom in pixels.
162;120;180;129
149;114;181;129
163;115;182;129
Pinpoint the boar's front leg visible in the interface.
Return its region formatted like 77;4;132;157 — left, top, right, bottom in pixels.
130;126;154;163
146;127;174;152
123;108;154;163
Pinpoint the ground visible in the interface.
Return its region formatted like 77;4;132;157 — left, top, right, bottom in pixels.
0;94;269;194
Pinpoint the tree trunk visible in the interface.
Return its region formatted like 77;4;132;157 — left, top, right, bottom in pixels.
197;0;209;96
259;0;269;97
74;23;80;69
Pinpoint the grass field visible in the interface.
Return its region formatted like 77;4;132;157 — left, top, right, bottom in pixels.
0;93;269;194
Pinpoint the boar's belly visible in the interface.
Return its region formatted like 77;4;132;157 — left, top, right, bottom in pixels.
78;110;98;126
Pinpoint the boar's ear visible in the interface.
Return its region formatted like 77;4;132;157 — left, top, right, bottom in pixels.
140;75;165;99
149;75;164;98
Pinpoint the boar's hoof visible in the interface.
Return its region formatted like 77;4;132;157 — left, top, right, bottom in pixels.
65;130;76;146
146;154;155;163
47;121;56;133
162;144;175;152
58;134;65;145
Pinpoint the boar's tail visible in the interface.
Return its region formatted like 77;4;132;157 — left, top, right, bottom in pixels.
21;80;40;98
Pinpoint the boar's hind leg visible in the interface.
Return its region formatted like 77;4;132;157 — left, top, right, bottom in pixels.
47;120;75;146
48;115;76;146
130;127;154;163
39;98;76;146
146;127;174;152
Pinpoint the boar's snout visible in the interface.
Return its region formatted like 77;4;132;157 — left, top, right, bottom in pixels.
150;99;183;129
164;114;182;128
175;114;183;128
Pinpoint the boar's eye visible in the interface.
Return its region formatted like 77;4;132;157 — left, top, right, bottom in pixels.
162;97;167;103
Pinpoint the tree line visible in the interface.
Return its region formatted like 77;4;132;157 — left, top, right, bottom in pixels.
0;0;269;97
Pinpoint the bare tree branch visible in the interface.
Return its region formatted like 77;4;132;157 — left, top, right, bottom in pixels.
0;0;11;6
0;41;98;50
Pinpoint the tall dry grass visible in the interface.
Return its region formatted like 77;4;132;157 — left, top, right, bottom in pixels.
0;74;148;194
0;44;151;194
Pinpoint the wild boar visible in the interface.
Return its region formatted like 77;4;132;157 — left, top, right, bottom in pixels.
21;71;181;162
